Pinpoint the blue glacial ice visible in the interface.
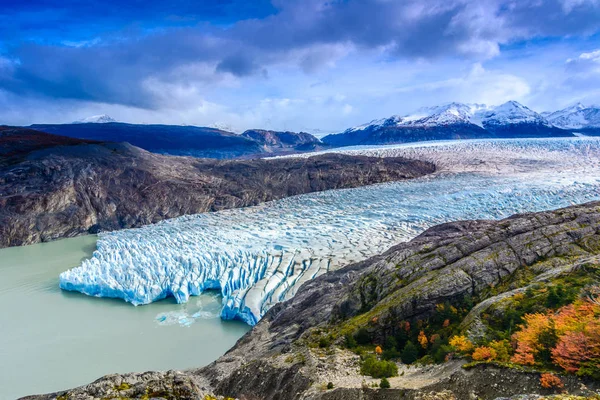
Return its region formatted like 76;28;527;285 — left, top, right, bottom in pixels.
60;138;600;325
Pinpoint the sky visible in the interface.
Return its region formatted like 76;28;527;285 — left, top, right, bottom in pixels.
0;0;599;133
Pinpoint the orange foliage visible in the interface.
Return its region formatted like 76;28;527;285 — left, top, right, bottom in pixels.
418;331;428;349
511;313;553;365
449;335;474;353
472;346;497;361
539;373;564;390
552;331;594;373
375;345;383;355
442;319;450;328
511;300;600;375
430;334;441;344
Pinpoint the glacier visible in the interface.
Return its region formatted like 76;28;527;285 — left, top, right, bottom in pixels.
60;138;600;326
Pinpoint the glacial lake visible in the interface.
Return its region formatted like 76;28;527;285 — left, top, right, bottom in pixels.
0;235;250;400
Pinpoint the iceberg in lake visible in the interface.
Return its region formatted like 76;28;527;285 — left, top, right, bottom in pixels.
60;138;600;325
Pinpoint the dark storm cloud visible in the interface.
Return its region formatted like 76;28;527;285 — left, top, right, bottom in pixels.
1;0;599;108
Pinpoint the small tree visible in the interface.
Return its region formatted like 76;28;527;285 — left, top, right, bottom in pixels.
401;341;419;364
540;373;564;390
384;336;397;350
472;346;497;361
379;377;391;389
418;331;429;349
355;328;371;345
488;340;512;362
326;382;334;390
345;333;357;349
449;335;474;354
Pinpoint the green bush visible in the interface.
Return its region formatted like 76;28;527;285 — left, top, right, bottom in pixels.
432;344;454;363
401;341;419;364
327;382;334;390
344;333;357;349
382;348;401;360
354;328;371;345
319;336;331;348
379;377;391;389
384;336;397;350
360;355;398;378
416;355;435;365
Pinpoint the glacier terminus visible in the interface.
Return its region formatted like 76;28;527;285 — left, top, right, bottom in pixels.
60;138;600;326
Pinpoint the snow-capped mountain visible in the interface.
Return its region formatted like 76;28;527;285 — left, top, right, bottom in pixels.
323;101;572;147
477;101;551;127
347;101;550;132
74;114;116;124
347;103;487;132
544;103;600;130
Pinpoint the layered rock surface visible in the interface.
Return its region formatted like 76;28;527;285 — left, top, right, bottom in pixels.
24;202;600;400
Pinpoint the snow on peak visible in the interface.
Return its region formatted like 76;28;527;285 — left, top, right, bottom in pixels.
405;102;488;127
345;102;489;132
74;114;116;124
545;103;600;129
341;100;600;136
346;115;402;132
477;101;550;126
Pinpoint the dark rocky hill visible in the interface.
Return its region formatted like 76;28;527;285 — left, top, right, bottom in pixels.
30;123;324;158
0;126;98;161
322;123;490;147
0;127;434;248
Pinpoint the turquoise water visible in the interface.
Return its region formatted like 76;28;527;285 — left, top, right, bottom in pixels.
0;235;249;400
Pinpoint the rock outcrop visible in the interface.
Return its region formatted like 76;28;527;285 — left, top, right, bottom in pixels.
0;127;434;248
241;129;326;153
23;201;600;399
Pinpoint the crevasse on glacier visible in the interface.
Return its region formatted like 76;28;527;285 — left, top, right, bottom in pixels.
60;138;600;326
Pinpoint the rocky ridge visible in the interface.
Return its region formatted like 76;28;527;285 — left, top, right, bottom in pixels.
23;201;600;400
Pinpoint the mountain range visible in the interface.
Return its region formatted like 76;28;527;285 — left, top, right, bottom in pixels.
26;101;600;158
31;123;327;159
322;101;600;146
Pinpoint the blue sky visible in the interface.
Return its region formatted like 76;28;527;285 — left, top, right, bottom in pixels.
1;0;599;133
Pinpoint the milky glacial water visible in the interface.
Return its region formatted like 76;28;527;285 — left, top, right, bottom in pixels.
0;235;249;400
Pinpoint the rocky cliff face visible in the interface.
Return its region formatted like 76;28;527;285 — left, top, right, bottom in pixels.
23;202;600;400
0;127;434;248
241;129;325;152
